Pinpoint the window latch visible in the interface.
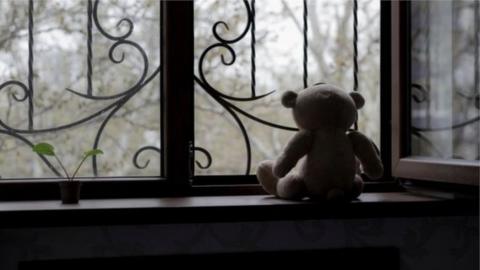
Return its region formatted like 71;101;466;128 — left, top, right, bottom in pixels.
188;141;194;185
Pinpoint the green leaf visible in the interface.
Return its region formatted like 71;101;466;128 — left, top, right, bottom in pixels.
32;143;55;156
84;149;103;157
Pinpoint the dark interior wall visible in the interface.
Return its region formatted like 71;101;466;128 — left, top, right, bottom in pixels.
0;216;477;270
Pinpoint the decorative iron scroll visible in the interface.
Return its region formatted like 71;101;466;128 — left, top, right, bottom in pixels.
0;0;165;177
1;0;369;177
193;0;301;175
193;0;367;174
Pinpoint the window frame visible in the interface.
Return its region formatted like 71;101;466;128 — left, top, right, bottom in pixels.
0;0;420;202
161;0;193;190
193;0;395;186
390;1;479;187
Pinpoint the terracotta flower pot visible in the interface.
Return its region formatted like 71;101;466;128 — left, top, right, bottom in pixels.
59;181;82;204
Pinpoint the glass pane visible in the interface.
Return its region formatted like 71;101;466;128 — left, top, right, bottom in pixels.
0;0;161;179
410;0;479;161
194;0;380;175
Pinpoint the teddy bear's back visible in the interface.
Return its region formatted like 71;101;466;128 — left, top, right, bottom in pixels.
300;128;357;198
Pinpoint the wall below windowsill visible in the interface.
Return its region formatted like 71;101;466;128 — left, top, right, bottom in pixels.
0;192;477;228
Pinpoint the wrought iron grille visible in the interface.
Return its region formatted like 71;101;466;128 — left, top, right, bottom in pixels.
2;0;376;179
193;0;368;175
0;0;162;179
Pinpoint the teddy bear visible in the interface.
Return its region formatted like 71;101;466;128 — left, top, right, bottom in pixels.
256;83;383;201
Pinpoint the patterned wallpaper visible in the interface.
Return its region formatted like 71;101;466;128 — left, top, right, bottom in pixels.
0;216;477;270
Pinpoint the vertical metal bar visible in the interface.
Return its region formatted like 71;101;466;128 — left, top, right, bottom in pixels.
353;0;358;131
159;0;164;177
426;1;430;128
161;0;194;191
353;0;358;92
250;0;256;97
475;0;479;160
451;1;456;138
87;0;93;96
475;0;479;94
28;0;34;130
303;0;308;89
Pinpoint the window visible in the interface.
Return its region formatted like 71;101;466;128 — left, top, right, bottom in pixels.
0;0;162;179
391;1;479;186
0;0;476;201
193;0;381;177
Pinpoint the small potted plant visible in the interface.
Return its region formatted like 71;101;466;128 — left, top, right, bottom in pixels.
32;142;103;204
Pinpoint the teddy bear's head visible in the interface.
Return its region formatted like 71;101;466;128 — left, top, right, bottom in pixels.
281;83;365;130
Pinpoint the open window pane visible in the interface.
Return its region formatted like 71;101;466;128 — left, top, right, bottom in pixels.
410;0;479;161
0;0;161;179
194;0;380;175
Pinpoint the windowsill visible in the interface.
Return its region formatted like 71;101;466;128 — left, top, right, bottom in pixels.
0;192;477;228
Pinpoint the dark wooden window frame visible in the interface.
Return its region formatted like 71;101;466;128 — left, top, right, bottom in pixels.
9;1;479;201
193;0;395;187
390;1;479;187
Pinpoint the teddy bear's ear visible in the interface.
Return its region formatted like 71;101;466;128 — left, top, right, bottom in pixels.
281;91;298;108
349;92;365;109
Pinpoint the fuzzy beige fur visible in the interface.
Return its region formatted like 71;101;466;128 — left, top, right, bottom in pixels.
256;84;383;201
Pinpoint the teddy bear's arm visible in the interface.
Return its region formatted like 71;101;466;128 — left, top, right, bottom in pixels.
273;130;313;178
347;131;384;179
